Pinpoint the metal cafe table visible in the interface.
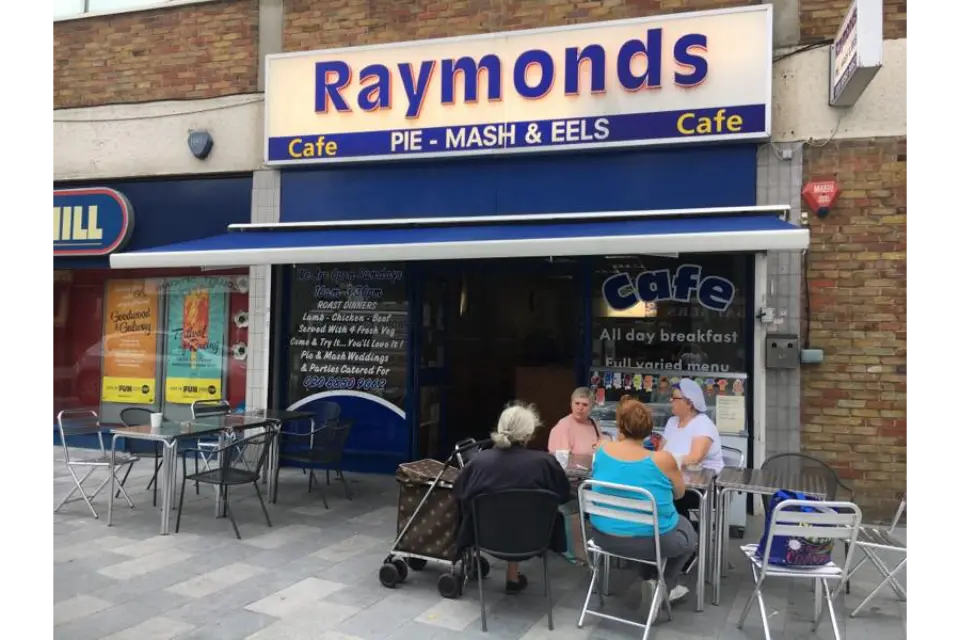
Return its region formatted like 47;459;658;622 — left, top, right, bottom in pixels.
681;467;717;612
105;411;295;535
711;467;829;605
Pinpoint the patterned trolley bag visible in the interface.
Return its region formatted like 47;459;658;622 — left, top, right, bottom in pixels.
394;459;462;563
755;489;835;567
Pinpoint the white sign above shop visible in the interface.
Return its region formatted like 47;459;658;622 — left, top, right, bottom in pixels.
264;6;773;165
829;0;883;108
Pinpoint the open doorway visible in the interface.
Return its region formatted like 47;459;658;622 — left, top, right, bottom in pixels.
418;259;583;458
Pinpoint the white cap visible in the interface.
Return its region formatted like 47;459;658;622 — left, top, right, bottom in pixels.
676;379;707;413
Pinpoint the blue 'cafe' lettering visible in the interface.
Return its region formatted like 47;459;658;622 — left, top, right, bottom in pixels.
315;28;709;118
602;265;735;312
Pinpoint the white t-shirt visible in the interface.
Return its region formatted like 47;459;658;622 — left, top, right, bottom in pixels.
662;413;725;473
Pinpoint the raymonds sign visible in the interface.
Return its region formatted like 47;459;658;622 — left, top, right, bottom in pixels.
603;265;736;312
265;5;772;164
54;188;134;257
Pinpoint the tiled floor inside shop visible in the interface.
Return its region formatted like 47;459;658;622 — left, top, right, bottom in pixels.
54;449;907;640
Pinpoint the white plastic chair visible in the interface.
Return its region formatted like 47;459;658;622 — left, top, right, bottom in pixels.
844;495;906;617
54;409;139;519
577;479;673;640
737;499;862;640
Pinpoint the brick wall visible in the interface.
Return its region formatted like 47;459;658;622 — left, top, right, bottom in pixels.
284;0;759;51
801;137;906;519
55;0;259;109
285;1;905;52
798;0;907;43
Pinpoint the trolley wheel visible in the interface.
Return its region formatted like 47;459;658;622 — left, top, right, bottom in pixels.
392;558;409;582
379;562;401;589
437;572;461;599
408;557;428;571
467;555;491;579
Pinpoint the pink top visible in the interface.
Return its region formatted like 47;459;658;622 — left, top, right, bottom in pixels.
548;414;602;455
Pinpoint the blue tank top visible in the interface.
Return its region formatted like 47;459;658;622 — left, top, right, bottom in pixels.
588;448;679;538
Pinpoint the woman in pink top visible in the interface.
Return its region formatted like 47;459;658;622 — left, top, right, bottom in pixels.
548;387;606;456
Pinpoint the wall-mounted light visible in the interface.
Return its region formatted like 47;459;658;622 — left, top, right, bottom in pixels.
188;130;214;160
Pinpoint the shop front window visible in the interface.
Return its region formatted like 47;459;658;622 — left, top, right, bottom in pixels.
588;254;751;435
283;263;410;465
53;269;250;425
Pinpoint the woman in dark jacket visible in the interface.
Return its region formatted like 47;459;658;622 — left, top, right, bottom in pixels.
453;402;571;595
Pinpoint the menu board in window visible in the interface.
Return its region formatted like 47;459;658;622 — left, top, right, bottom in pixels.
287;265;408;410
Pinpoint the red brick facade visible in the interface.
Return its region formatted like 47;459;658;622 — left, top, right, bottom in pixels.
284;0;756;51
283;0;907;52
798;0;907;43
54;0;259;109
802;137;907;518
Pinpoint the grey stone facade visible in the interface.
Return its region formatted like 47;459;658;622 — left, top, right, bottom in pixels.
756;143;805;461
245;170;282;411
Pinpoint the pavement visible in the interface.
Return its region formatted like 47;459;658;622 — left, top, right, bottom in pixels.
54;448;907;640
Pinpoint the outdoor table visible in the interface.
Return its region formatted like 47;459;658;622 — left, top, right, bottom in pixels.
105;419;224;535
105;412;285;534
711;467;828;605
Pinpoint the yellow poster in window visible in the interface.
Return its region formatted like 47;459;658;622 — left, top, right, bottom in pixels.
101;279;159;404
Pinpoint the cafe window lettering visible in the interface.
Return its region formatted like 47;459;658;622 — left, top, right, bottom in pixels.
53;269;249;421
589;255;750;431
285;264;409;411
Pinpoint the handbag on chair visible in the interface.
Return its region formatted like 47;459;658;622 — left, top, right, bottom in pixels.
755;490;835;567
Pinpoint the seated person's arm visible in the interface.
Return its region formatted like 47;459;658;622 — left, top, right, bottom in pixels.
547;422;569;454
684;435;714;466
452;463;474;502
546;456;572;504
654;451;687;499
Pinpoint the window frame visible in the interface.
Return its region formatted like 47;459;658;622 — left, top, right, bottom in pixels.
54;0;223;23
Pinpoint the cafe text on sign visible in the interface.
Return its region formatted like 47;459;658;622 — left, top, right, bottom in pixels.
264;6;773;164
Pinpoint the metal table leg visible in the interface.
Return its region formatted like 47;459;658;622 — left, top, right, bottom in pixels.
694;488;704;611
214;431;228;517
712;488;730;606
267;421;281;504
160;441;177;535
108;434;119;526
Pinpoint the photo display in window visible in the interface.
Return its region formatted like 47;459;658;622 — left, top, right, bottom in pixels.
287;264;408;410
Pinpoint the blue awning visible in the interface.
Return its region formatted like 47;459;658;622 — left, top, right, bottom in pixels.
109;210;809;269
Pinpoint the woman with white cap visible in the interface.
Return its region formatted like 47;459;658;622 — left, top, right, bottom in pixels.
661;378;724;519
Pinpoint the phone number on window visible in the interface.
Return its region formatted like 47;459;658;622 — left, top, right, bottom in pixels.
302;376;388;391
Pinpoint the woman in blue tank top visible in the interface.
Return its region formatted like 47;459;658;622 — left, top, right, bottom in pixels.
589;397;698;603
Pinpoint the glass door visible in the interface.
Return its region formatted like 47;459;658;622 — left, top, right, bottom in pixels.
416;271;454;459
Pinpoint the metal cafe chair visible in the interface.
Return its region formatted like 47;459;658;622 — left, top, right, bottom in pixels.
120;407;164;506
278;421;354;508
577;480;673;640
190;399;237;492
843;494;907;617
472;489;561;633
55;409;139;519
737;499;862;640
175;428;278;539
